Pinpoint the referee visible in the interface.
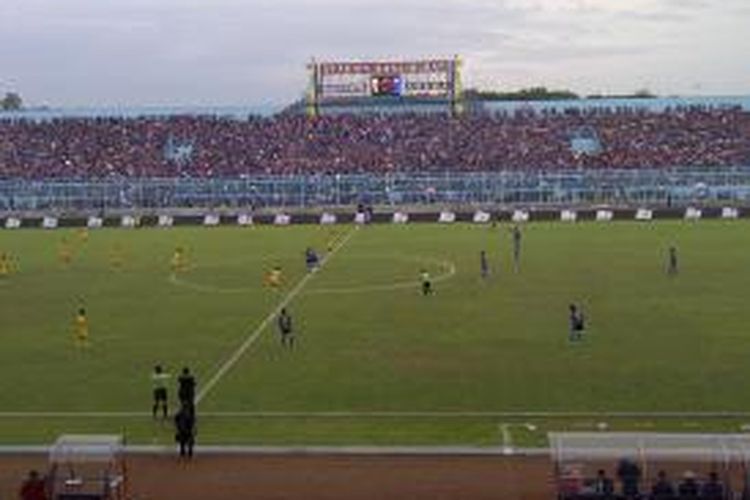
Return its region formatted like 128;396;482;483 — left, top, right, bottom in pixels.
277;308;295;349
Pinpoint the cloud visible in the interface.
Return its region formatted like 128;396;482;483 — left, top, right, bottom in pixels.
0;0;747;105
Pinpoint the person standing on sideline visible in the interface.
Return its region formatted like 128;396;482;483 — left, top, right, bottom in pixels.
19;470;47;500
177;367;196;407
480;250;490;279
174;402;196;459
277;308;294;349
151;365;170;419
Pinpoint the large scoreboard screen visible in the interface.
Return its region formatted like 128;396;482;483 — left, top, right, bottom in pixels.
310;58;459;102
371;75;404;97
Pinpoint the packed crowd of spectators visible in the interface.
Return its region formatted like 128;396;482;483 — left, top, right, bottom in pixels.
1;106;748;179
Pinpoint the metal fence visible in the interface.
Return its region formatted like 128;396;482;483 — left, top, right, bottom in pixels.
2;167;750;212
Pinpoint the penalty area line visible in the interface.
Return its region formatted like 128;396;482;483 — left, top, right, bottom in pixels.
194;227;358;406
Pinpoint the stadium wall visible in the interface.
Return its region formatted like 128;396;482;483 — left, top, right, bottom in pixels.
0;206;746;230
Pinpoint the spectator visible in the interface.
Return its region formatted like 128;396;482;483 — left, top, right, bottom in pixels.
559;464;584;498
652;470;676;500
699;471;723;500
592;469;614;498
616;458;641;499
678;470;699;499
19;469;47;500
1;107;748;179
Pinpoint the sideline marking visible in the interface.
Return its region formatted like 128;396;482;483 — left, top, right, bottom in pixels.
0;410;749;419
0;444;553;456
194;228;357;405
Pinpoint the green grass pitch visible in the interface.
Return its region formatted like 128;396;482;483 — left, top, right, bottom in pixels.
1;221;750;446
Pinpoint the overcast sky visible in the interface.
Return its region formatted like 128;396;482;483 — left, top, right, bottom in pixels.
1;0;748;107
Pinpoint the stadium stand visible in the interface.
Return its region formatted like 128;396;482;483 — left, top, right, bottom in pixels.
1;106;749;180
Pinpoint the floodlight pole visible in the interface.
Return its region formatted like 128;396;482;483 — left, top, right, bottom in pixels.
307;59;319;118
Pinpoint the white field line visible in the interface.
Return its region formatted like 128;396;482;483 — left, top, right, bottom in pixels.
169;275;255;294
168;256;286;294
169;256;457;296
499;423;514;454
0;412;150;418
194;227;357;405
2;410;750;419
305;258;456;295
0;444;553;456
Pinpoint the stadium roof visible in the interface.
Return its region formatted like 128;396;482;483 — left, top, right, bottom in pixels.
549;432;750;463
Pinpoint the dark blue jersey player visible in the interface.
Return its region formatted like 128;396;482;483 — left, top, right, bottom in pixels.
511;225;522;273
667;246;678;275
305;247;320;272
420;269;433;296
480;250;490;278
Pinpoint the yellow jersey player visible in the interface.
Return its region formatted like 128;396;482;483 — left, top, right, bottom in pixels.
264;266;283;289
109;243;124;270
0;252;11;278
78;227;89;243
170;246;188;274
326;232;338;253
74;307;89;348
59;238;73;266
